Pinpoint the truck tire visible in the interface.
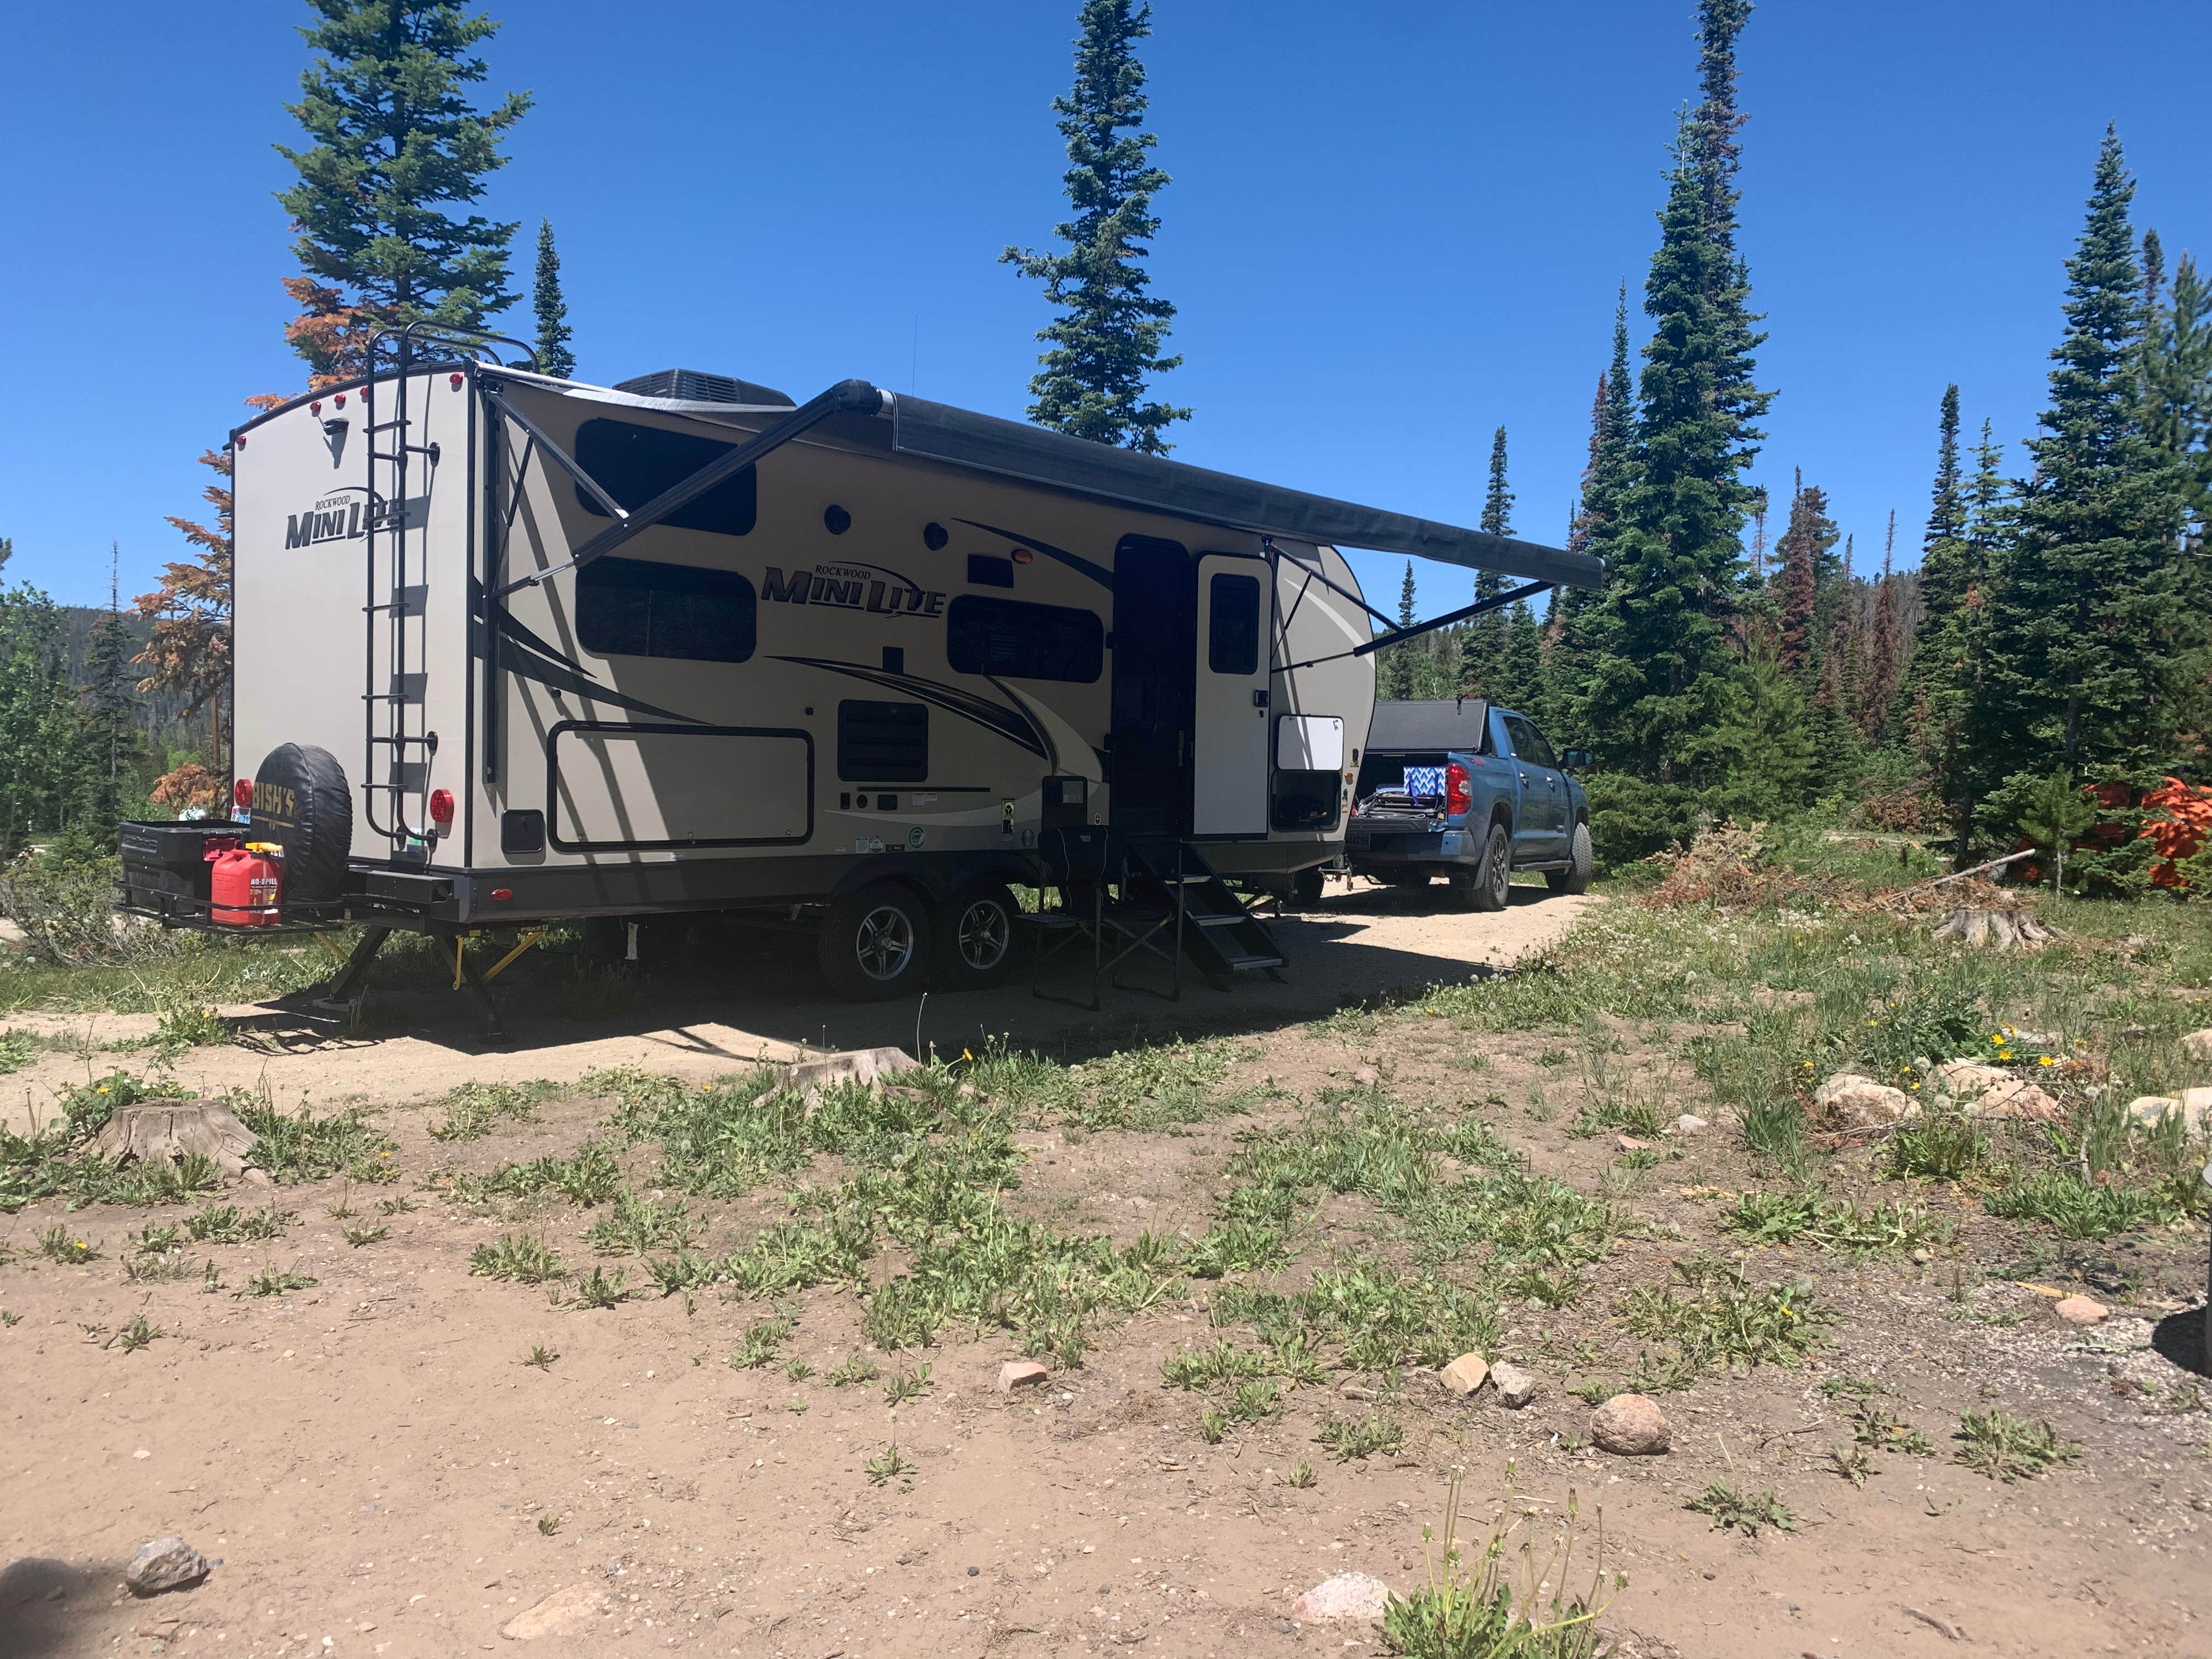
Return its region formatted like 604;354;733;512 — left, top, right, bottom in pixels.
1547;822;1594;895
1471;821;1512;911
818;881;932;1001
1292;866;1327;907
940;881;1022;990
248;743;352;902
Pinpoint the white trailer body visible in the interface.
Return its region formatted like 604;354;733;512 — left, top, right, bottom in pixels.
205;351;1601;999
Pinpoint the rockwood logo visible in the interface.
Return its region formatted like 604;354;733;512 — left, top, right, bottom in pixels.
284;489;421;550
762;561;945;617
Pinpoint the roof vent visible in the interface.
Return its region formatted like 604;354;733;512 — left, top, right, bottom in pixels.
613;368;794;407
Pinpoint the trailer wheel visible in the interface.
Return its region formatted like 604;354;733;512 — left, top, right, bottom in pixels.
940;881;1022;990
818;882;932;1001
1470;822;1512;911
250;743;353;902
1291;866;1326;908
1547;822;1594;895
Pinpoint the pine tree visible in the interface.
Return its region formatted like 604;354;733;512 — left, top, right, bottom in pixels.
137;450;235;777
532;217;575;379
1550;294;1635;735
1502;600;1543;707
1772;475;1837;680
274;0;532;384
1375;562;1418;699
1905;386;1972;774
1576;1;1771;785
1966;129;2191;807
1002;0;1188;453
1710;637;1814;811
0;558;87;853
2145;249;2212;550
1463;425;1512;698
1860;512;1905;740
80;544;145;828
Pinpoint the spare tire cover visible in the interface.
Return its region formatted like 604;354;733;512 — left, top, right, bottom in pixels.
249;744;354;902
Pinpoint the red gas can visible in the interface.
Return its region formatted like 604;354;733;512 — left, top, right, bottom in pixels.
210;844;284;927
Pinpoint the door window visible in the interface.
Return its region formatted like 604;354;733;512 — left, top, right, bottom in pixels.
1206;572;1261;674
1504;716;1557;768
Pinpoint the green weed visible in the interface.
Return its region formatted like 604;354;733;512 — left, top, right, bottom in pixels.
37;1226;97;1264
521;1344;560;1370
1685;1479;1795;1538
240;1263;317;1297
186;1203;290;1243
1316;1411;1405;1462
827;1353;882;1387
883;1363;934;1406
469;1234;568;1284
428;1080;557;1142
730;1310;798;1370
863;1443;917;1488
114;1312;165;1352
342;1223;388;1247
1720;1188;1942;1256
1954;1408;2081;1482
565;1266;630;1308
584;1187;701;1256
1617;1257;1831;1369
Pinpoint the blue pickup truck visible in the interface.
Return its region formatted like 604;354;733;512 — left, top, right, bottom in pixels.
1344;699;1593;908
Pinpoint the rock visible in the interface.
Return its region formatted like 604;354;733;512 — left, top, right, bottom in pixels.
1666;1114;1708;1136
780;1046;917;1101
2053;1295;2108;1327
997;1360;1049;1392
2127;1094;2184;1127
1490;1362;1538;1409
1615;1135;1655;1152
1290;1572;1391;1623
2180;1028;2212;1062
1934;1060;2011;1097
500;1582;606;1640
123;1539;208;1598
1438;1354;1489;1397
1352;1065;1380;1086
1813;1073;1915;1126
1589;1393;1670;1456
1968;1078;2063;1121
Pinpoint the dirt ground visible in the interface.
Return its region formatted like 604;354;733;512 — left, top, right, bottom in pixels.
3;882;2210;1659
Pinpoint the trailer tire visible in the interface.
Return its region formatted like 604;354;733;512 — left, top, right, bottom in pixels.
1291;866;1327;908
1547;822;1594;895
1470;821;1512;911
818;882;932;1001
249;743;353;903
940;881;1022;990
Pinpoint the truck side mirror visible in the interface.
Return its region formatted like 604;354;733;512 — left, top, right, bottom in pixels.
1561;748;1593;771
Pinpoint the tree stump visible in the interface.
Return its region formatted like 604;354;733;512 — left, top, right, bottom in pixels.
1931;907;2055;950
93;1101;258;1178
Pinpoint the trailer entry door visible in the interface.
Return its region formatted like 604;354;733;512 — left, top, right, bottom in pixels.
1108;536;1195;837
1192;554;1271;837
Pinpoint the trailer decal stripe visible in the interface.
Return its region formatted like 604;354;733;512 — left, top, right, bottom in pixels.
471;580;703;725
953;521;1113;591
771;655;1049;759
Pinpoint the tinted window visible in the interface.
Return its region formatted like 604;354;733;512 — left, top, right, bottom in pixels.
1207;572;1261;674
573;418;757;537
838;700;927;782
578;555;755;663
946;595;1104;683
1504;716;1556;768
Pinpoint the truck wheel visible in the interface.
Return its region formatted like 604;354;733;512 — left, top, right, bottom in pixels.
1547;822;1594;895
940;881;1022;990
1291;866;1327;907
1471;822;1512;911
818;882;932;1001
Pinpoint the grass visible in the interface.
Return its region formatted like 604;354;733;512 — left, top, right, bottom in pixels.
1887;1106;1987;1181
883;1363;933;1406
1983;1169;2176;1239
521;1344;560;1370
187;1203;290;1243
730;1310;797;1370
565;1266;630;1309
113;1312;164;1352
584;1188;701;1256
470;1234;567;1284
826;1353;881;1387
342;1223;388;1247
428;1080;557;1142
1954;1407;2083;1482
1316;1410;1406;1462
0;1030;37;1074
1617;1256;1831;1372
1378;1469;1617;1659
450;1141;623;1207
1719;1187;1943;1256
537;1513;561;1536
1282;1461;1318;1488
240;1263;318;1297
1162;1340;1266;1391
863;1443;917;1489
1684;1479;1795;1538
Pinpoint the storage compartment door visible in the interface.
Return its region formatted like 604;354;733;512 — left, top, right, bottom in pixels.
548;723;812;852
1192;554;1271;837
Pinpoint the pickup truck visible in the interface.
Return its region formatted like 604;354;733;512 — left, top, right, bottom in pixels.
1345;699;1593;908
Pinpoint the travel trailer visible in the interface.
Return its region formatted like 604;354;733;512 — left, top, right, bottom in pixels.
119;329;1603;1013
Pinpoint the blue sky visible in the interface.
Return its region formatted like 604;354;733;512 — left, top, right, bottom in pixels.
2;1;2206;612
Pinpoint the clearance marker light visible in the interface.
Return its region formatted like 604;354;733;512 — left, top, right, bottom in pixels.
428;789;455;826
233;778;255;810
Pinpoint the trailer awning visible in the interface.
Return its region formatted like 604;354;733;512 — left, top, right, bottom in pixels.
884;394;1604;590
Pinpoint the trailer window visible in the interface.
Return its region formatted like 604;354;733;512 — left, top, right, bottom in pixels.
838;699;928;782
573;418;757;538
577;555;756;663
946;595;1103;683
1207;572;1261;674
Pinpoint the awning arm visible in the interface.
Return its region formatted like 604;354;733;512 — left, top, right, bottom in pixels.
1262;535;1400;633
483;386;631;523
1278;579;1554;674
490;377;884;599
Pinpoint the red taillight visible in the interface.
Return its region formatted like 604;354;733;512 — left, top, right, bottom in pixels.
1444;762;1472;817
234;778;255;810
490;888;513;901
309;400;321;415
449;372;465;389
428;789;455;826
334;392;346;407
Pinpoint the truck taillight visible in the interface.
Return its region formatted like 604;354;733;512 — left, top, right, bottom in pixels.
1444;762;1472;817
428;789;455;826
234;778;254;810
